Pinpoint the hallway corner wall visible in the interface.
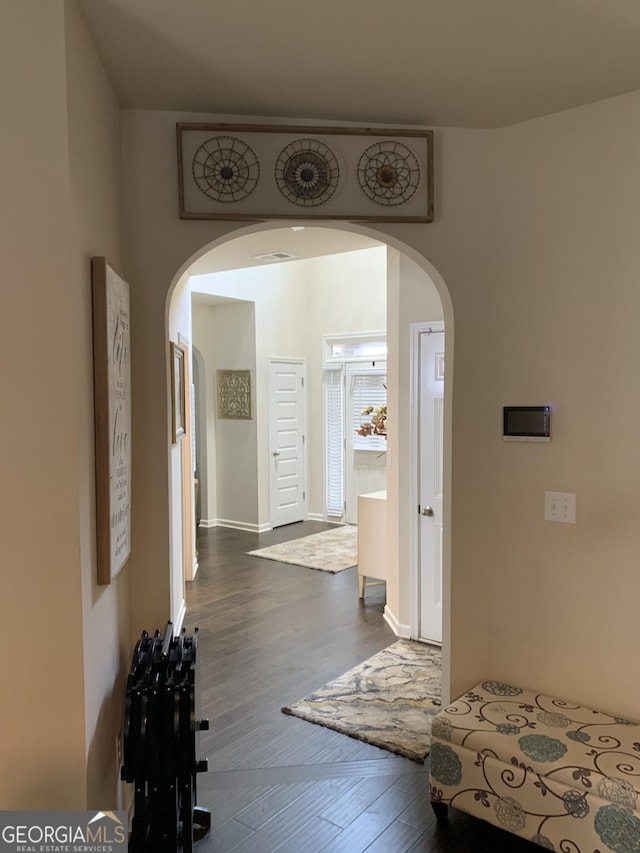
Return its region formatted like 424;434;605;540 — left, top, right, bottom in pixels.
65;0;131;810
0;0;129;810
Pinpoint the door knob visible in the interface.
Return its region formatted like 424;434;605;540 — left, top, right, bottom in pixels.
421;506;434;516
273;450;280;457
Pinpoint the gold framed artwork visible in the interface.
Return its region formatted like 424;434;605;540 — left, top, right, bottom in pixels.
170;341;186;442
91;256;131;585
177;122;434;223
217;370;253;419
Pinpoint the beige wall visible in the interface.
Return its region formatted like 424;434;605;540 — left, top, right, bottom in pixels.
64;0;131;809
483;92;640;712
0;0;128;809
386;252;445;632
120;109;497;707
193;301;259;526
167;274;193;618
1;0;86;809
399;256;446;631
305;248;387;516
191;248;387;528
123;96;640;722
6;5;640;810
192;261;308;528
192;306;221;524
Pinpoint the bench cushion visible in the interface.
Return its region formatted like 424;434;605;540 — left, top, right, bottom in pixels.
430;681;640;851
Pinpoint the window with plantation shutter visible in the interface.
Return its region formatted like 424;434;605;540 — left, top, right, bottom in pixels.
351;368;387;452
324;368;344;517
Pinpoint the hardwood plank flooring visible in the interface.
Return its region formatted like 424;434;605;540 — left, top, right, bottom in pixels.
185;523;538;852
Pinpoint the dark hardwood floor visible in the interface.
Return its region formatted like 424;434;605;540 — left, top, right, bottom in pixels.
185;522;537;852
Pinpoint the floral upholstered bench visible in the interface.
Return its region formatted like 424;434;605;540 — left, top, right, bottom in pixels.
429;680;640;852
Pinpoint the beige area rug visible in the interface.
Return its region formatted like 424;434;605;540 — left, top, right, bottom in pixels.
282;639;442;762
246;525;357;573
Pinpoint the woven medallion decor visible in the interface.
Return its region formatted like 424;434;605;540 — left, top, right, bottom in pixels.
177;123;433;222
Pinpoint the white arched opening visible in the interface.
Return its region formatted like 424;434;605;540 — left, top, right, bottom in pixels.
166;220;454;699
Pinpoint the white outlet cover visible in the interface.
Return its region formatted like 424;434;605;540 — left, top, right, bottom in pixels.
544;491;576;523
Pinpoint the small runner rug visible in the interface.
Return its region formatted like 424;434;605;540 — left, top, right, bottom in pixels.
282;639;442;762
246;525;357;573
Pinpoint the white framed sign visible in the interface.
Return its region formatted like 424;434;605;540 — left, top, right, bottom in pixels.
92;257;132;584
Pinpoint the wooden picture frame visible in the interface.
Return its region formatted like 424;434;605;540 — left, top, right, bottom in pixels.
217;370;253;419
177;123;434;223
91;257;132;585
171;341;186;442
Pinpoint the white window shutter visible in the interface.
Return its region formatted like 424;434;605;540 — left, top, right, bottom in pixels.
324;369;344;516
352;370;387;452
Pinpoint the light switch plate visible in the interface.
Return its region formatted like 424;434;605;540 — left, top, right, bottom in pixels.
544;491;576;523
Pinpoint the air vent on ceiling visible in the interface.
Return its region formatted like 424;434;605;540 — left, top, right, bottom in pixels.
253;252;296;262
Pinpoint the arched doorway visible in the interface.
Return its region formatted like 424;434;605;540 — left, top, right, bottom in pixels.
166;221;454;698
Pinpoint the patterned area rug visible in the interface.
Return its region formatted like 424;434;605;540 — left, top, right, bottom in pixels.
246;525;357;573
282;639;442;762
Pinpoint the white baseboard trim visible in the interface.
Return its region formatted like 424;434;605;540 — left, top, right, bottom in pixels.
213;518;272;533
191;558;199;581
308;513;346;523
383;605;411;638
306;514;345;526
173;598;186;635
201;516;342;532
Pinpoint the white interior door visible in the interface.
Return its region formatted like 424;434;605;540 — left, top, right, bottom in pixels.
345;361;387;525
419;329;444;643
268;358;306;528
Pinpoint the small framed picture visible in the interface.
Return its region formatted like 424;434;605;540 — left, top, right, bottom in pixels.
170;341;186;442
217;369;253;419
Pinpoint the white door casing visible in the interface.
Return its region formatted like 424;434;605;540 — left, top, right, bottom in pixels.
268;358;306;528
418;326;444;644
345;361;387;525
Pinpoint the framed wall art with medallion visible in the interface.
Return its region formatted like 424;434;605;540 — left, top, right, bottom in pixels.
177;123;434;223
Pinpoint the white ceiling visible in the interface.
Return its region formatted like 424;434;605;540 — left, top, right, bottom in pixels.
187;227;383;276
80;0;640;129
78;0;640;277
